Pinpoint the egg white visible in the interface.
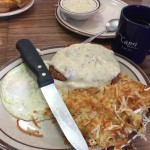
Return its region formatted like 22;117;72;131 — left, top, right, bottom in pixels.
0;62;51;122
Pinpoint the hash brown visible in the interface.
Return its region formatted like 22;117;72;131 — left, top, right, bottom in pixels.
61;73;150;149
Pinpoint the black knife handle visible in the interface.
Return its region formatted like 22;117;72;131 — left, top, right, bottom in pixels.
16;39;54;88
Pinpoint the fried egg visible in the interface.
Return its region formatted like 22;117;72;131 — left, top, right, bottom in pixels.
0;62;51;122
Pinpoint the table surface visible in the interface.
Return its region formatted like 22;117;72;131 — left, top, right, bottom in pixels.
0;0;150;150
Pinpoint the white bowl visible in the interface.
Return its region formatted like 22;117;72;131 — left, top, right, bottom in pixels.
58;0;101;20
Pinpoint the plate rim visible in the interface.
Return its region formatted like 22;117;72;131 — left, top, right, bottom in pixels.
55;0;128;39
0;46;150;150
0;0;34;17
115;53;150;86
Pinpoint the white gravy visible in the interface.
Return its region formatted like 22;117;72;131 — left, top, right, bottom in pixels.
62;0;97;13
49;43;120;90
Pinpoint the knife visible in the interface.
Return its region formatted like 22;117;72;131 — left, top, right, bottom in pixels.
16;39;89;150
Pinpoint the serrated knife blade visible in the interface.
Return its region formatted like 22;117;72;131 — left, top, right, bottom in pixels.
16;39;89;150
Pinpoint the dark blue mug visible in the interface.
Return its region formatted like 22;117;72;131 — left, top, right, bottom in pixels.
112;5;150;64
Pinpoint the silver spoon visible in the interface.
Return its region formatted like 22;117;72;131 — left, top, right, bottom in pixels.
82;19;119;43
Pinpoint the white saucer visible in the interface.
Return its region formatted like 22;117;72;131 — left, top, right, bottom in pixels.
55;0;127;39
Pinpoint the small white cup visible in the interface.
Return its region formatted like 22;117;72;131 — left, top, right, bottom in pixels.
58;0;100;20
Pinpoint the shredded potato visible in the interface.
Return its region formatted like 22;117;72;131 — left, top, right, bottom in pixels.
61;74;150;149
17;120;43;137
31;115;41;129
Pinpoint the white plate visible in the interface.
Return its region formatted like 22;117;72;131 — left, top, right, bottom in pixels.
55;0;127;39
0;0;34;17
0;47;150;150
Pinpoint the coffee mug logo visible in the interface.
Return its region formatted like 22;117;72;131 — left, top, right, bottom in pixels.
118;33;138;51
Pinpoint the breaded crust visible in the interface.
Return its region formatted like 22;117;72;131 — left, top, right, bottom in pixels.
0;0;31;13
0;7;10;13
17;0;32;8
0;0;17;13
49;66;66;81
111;73;132;85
